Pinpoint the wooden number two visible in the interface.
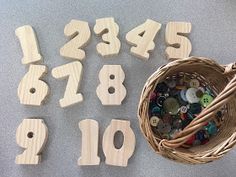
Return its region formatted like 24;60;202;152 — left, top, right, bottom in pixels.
94;17;121;57
102;119;135;167
52;61;83;108
126;19;161;60
96;65;126;105
78;119;100;166
15;25;42;64
60;19;91;60
18;65;49;106
165;21;192;60
15;119;48;164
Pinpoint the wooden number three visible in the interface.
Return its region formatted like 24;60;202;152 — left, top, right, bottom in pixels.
15;25;42;64
78;119;100;166
126;19;161;60
15;119;48;164
102;119;135;167
94;17;121;57
96;65;126;105
60;19;91;60
18;65;49;106
165;21;192;60
52;61;83;108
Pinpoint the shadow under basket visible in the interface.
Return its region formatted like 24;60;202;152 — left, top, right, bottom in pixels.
137;56;236;164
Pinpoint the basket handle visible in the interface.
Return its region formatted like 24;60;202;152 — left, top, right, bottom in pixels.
160;62;236;149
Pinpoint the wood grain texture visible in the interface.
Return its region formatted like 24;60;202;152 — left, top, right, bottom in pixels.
51;61;83;108
17;64;49;106
102;119;135;167
78;119;100;166
96;65;126;105
126;19;161;60
15;25;42;64
94;17;121;57
165;21;192;60
15;118;48;165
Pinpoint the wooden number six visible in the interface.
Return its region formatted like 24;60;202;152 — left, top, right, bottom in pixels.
60;19;91;60
15;119;48;164
96;65;126;105
17;65;49;106
52;61;83;108
94;17;121;57
165;21;192;60
126;19;161;60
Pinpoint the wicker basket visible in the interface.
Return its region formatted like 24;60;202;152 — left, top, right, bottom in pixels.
137;56;236;164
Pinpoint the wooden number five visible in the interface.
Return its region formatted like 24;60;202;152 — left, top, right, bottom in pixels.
126;19;161;60
165;21;192;60
52;61;83;108
60;19;91;60
94;17;121;57
15;119;48;164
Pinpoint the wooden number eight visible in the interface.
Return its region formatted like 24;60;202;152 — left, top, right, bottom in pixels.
60;19;91;60
15;119;48;164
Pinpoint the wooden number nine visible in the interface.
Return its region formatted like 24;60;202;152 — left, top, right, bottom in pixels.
17;65;49;106
52;61;83;108
15;25;42;64
78;119;100;166
60;19;91;60
15;119;48;164
126;19;161;60
165;21;192;60
94;17;121;57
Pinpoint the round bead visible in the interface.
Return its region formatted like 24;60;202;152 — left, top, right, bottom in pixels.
186;88;200;103
163;97;180;115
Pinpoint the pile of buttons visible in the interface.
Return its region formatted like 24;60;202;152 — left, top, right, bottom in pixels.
149;74;223;146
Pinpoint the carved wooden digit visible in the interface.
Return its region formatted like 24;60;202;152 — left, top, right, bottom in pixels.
102;119;135;167
15;119;48;164
15;25;42;64
126;19;161;60
94;17;121;57
52;61;83;108
78;119;100;166
17;65;49;106
165;22;192;60
60;19;91;60
96;65;126;105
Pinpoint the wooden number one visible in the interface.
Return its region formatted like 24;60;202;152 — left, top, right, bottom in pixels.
102;119;135;167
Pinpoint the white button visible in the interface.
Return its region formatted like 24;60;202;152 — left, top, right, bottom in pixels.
180;106;188;113
189;79;200;88
186;88;200;103
150;116;160;127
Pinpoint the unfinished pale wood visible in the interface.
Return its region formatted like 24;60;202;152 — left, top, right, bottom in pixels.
60;19;91;60
126;19;161;60
78;119;100;166
96;65;126;105
15;118;48;164
15;25;42;64
165;22;192;60
17;65;49;106
102;119;135;167
51;61;83;108
94;17;121;57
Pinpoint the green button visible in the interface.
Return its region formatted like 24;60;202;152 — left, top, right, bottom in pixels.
200;94;214;107
163;97;180;115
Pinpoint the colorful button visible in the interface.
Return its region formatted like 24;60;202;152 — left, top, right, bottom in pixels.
151;106;161;115
200;94;214;107
180;89;188;102
189;103;202;114
163;97;180;115
150;92;157;101
189;79;200;88
150;116;160;127
155;82;168;93
157;120;171;134
186;88;200;103
156;96;166;107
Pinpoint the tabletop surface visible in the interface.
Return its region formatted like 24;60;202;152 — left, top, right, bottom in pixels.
1;0;236;177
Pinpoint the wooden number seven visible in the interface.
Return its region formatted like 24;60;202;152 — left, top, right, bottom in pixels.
165;21;192;60
15;119;48;164
60;19;91;60
94;17;121;57
52;61;83;108
126;19;161;60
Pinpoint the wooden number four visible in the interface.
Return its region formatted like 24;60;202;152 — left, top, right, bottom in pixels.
126;19;161;60
96;65;126;105
18;65;49;106
94;17;121;57
52;61;83;108
60;19;91;60
165;21;192;60
15;25;42;65
15;119;48;164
